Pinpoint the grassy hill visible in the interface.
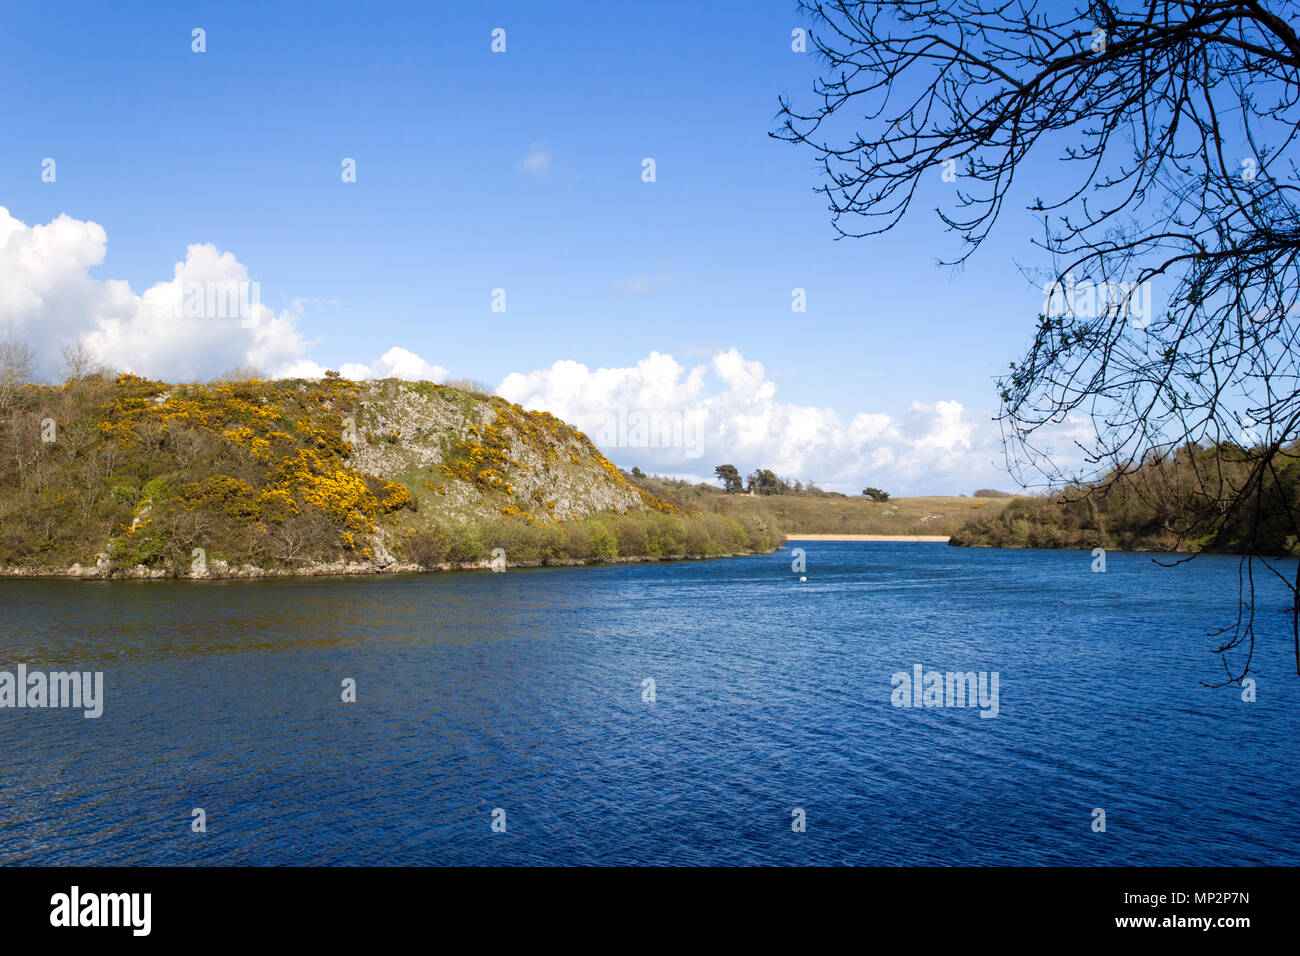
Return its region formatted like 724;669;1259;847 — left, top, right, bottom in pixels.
0;372;780;577
622;475;1019;537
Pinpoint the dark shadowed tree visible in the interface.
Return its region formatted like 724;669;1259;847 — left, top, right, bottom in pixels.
775;0;1300;679
747;468;791;495
715;463;744;494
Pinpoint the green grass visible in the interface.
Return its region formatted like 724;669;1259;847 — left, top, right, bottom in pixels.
625;474;1021;537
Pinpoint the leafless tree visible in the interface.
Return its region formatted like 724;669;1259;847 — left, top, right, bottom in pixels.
775;1;1300;678
0;343;38;414
59;342;103;381
214;365;266;382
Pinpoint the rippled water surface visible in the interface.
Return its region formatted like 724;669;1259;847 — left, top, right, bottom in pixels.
1;543;1297;865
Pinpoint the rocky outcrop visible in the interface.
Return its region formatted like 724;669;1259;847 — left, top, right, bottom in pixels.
0;374;781;578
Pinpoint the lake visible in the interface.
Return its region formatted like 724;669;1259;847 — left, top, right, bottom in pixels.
0;542;1296;865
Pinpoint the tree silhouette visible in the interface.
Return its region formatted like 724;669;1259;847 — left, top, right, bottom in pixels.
715;464;744;494
775;0;1300;679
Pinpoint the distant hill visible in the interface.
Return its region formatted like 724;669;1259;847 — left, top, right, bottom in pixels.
622;475;1020;537
0;373;779;577
950;442;1300;555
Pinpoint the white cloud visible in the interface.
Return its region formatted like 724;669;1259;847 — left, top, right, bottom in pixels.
0;206;1021;493
277;348;449;382
497;348;1010;495
0;206;313;381
0;207;453;385
516;144;552;178
341;347;448;382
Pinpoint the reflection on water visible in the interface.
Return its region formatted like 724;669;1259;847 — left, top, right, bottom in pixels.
0;545;1296;865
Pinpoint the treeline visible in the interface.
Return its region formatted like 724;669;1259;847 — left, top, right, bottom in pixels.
401;509;781;567
951;441;1300;555
712;464;846;496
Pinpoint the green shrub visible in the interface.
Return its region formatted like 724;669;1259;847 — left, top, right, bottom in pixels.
405;529;448;566
649;514;687;556
702;512;747;553
443;522;487;562
684;519;711;555
586;519;618;561
562;522;594;561
613;516;648;557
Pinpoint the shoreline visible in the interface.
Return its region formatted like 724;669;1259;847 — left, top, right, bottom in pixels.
0;547;779;582
784;534;952;542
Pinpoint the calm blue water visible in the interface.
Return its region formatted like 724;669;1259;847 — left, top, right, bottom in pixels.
0;542;1296;866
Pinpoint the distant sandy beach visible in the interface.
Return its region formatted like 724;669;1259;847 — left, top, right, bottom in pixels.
784;534;951;542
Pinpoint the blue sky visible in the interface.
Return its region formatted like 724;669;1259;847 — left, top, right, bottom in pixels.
0;0;1084;494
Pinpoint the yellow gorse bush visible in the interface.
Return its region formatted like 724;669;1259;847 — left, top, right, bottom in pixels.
5;370;700;572
98;371;408;536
